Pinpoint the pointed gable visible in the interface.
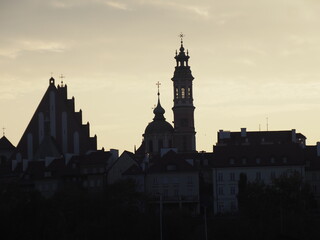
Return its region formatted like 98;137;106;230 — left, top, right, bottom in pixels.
13;77;97;161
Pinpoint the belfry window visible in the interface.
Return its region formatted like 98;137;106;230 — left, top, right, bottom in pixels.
188;87;191;98
181;88;185;99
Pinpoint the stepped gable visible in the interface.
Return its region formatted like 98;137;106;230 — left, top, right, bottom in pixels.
13;77;97;161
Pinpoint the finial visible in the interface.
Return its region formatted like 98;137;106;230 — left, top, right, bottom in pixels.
179;32;185;45
2;127;5;137
59;74;65;87
156;81;161;97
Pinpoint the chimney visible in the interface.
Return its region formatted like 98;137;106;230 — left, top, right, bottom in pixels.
291;129;296;142
110;149;119;162
241;128;247;137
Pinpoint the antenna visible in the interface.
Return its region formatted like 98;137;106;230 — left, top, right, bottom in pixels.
266;117;269;131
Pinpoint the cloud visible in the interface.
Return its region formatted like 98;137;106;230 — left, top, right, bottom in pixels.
48;0;130;10
103;1;129;10
0;40;66;58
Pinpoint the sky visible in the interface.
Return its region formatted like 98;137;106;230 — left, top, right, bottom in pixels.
1;0;320;153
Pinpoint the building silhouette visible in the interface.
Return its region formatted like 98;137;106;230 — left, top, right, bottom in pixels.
138;36;196;156
12;77;97;168
172;36;196;152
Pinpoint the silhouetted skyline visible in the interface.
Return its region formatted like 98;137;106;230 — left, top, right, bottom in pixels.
1;0;320;152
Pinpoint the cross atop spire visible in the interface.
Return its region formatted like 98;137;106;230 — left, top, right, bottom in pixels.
59;74;65;87
156;81;161;97
179;32;185;46
2;127;5;136
175;33;189;67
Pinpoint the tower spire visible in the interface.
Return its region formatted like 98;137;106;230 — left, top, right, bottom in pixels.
153;82;165;121
171;35;196;152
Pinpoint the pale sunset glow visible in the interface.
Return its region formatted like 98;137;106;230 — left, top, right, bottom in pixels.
1;0;320;153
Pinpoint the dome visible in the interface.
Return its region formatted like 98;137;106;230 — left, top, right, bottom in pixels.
144;120;174;135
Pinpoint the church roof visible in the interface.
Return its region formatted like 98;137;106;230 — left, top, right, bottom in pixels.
0;136;15;150
33;135;62;160
144;86;174;135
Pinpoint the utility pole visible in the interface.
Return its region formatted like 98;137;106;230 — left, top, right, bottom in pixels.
204;206;208;240
160;194;163;240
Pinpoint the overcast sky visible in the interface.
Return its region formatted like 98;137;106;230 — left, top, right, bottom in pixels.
1;0;320;153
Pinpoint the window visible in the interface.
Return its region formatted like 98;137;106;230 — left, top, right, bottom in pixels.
218;173;223;182
270;157;275;164
174;188;179;196
148;140;153;153
163;188;168;196
187;176;193;184
256;157;261;164
230;201;236;211
158;139;163;152
271;172;276;180
175;88;179;99
256;172;261;181
153;177;158;184
181;88;185;99
162;177;168;185
230;172;235;181
230;185;236;195
218;202;224;212
218;186;224;195
187;87;191;98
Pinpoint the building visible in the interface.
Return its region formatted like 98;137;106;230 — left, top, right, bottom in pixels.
212;128;306;214
4;77;116;196
11;77;97;170
145;150;200;214
138;36;196;155
172;36;196;153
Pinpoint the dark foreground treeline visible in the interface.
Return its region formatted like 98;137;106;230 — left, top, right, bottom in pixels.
1;176;320;240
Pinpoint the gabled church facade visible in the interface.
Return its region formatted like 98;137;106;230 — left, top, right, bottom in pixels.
12;77;97;167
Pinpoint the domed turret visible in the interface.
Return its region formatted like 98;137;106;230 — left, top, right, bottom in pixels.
143;82;174;155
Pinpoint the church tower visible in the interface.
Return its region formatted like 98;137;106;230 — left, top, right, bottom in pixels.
172;34;196;152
